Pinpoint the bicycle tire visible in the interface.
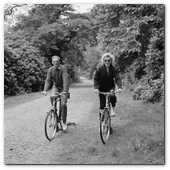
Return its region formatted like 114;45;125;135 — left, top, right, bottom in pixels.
100;109;111;144
45;110;57;141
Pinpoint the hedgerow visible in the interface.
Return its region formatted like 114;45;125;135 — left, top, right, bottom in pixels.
4;44;46;96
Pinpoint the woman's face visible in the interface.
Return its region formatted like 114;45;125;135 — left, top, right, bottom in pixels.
104;56;111;68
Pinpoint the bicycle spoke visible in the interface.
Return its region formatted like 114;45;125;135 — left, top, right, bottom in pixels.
44;93;63;141
45;111;57;141
100;110;111;144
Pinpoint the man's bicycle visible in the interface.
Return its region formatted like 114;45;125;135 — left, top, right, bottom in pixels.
44;92;63;141
98;91;118;144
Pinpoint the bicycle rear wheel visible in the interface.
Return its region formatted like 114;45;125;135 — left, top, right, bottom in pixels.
100;109;111;144
45;110;57;141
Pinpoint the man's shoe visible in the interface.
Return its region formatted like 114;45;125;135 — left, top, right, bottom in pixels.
62;123;67;131
110;107;115;117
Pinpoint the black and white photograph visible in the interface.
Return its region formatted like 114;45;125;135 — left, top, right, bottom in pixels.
4;2;165;165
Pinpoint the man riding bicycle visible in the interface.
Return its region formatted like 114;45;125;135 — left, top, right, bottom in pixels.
42;56;69;131
94;53;123;117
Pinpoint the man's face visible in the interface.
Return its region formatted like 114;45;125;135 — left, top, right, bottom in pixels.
52;58;60;68
104;56;111;68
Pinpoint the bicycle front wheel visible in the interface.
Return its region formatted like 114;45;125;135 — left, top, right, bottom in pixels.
100;109;111;144
45;110;57;141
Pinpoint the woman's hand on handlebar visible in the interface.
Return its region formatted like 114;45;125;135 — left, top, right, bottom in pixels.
94;89;99;94
116;89;122;93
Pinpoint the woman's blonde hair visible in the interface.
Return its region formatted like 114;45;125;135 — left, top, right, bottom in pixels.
101;53;115;65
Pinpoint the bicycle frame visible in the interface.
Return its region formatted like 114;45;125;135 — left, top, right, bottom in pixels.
52;93;62;119
99;92;113;112
105;94;110;112
53;93;61;111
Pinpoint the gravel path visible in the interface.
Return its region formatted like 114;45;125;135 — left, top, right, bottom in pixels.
4;77;105;164
4;77;164;164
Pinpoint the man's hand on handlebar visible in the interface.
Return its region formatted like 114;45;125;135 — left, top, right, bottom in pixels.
42;91;47;96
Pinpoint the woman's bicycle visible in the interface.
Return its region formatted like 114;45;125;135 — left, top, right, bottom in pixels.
98;91;117;144
44;92;63;141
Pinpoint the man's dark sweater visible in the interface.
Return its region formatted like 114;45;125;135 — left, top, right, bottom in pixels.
44;65;69;92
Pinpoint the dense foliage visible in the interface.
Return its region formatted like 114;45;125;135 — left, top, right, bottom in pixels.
90;4;164;103
4;43;45;96
4;4;96;95
83;46;102;79
4;4;164;103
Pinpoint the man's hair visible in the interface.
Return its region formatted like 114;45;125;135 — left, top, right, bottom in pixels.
52;55;61;62
101;53;115;65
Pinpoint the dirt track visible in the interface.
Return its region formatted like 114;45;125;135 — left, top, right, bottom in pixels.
4;77;104;164
4;77;164;164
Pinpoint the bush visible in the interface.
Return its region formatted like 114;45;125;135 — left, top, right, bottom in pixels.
132;78;164;103
4;44;46;96
132;85;147;100
65;64;80;83
142;79;164;103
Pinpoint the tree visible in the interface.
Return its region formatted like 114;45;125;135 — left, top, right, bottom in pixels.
4;4;28;20
4;43;46;96
83;46;102;79
4;4;97;96
91;4;164;102
12;4;96;63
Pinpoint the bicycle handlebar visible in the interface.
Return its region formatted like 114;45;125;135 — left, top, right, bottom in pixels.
42;91;67;97
53;92;67;97
98;92;112;95
98;90;119;95
55;92;62;95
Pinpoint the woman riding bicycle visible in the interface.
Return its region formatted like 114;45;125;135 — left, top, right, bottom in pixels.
94;53;123;117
